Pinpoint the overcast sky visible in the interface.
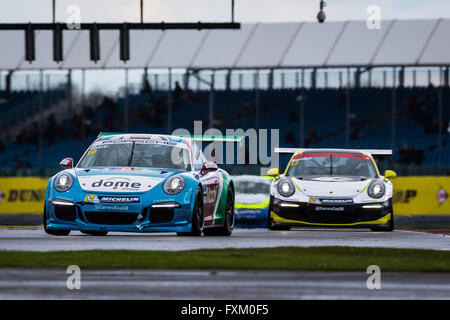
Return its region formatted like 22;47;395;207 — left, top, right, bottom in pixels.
0;0;449;23
1;0;448;93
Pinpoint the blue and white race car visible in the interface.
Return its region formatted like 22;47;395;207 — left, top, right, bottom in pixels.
43;133;237;237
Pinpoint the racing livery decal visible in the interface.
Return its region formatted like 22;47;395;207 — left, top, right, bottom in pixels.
78;175;163;193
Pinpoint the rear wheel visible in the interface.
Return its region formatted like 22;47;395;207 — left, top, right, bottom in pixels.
177;187;204;236
81;231;108;236
203;186;234;236
43;207;70;236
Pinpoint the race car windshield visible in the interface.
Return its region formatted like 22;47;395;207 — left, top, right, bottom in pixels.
286;153;377;179
78;142;191;170
235;181;270;194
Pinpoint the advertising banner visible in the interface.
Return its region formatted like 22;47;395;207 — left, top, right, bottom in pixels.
393;177;450;215
0;176;449;215
0;177;48;214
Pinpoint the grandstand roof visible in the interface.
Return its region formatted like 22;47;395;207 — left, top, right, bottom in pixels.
1;19;449;71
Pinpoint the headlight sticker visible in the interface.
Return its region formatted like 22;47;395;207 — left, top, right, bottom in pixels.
84;195;140;203
309;198;354;205
99;196;140;203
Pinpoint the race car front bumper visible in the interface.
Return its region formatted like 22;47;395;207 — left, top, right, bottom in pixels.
45;197;194;233
269;196;392;228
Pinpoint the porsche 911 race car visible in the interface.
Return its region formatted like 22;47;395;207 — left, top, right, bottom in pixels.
267;148;397;232
233;175;272;228
43;133;239;237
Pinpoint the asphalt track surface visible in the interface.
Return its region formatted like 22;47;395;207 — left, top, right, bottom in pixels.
0;228;449;251
0;268;449;299
1;229;449;300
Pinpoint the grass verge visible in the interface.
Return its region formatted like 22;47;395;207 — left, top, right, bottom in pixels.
1;247;450;272
397;225;450;230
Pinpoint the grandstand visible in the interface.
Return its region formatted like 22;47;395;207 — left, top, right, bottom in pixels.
0;86;448;175
0;20;449;176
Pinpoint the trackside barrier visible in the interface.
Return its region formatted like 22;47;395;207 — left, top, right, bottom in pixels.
0;177;449;215
392;177;450;215
0;177;48;214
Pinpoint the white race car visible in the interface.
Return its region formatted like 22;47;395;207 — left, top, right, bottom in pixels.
266;148;397;232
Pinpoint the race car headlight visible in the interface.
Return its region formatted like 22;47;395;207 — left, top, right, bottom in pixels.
163;176;186;195
54;173;74;192
277;179;295;197
368;180;385;199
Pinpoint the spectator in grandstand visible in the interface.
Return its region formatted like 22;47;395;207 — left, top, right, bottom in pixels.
95;96;118;131
5;71;12;96
399;142;424;165
44;114;56;146
29;122;39;145
70;113;81;128
412;147;425;165
13;155;31;169
185;89;198;101
84;105;94;119
399;142;410;164
149;107;163;127
173;81;183;106
284;130;296;145
288;109;298;122
70;113;81;139
142;77;152;94
56;123;64;143
351;122;365;140
305;124;319;146
98;96;118;113
338;91;349;106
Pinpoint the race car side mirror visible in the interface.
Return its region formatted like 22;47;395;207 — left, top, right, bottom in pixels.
265;168;280;177
384;170;397;179
60;158;74;169
200;161;218;175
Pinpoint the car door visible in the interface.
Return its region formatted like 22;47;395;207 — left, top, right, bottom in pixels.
200;169;220;226
193;143;221;226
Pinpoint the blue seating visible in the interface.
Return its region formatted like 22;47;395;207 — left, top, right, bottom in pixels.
0;87;447;169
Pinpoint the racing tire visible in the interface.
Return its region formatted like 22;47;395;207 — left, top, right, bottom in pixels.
177;187;204;236
81;231;108;236
267;210;291;231
371;200;394;232
203;186;234;237
43;207;70;236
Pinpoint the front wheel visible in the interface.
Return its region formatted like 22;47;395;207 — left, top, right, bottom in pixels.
43;207;70;236
267;206;291;231
371;200;394;232
177;187;204;236
203;186;234;237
